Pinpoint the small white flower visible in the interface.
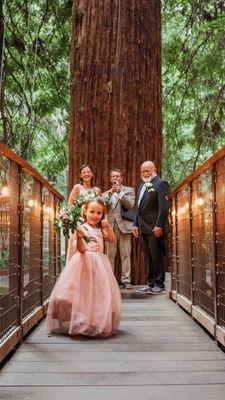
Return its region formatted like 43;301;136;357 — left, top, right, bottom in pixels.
145;183;155;192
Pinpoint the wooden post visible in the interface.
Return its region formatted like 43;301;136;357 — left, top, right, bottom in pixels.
40;184;44;307
175;195;179;294
212;164;219;339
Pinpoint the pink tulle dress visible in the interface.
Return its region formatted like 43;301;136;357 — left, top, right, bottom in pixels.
46;223;122;337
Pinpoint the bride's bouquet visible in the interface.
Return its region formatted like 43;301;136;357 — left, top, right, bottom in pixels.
54;190;99;242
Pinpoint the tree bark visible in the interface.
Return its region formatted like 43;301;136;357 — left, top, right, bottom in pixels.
69;0;162;284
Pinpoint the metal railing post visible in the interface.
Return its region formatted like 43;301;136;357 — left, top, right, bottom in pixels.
40;183;44;308
17;166;23;335
189;182;194;306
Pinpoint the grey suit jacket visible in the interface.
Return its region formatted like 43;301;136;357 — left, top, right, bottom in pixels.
104;185;135;233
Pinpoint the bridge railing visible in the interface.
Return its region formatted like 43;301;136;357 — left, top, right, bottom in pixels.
169;146;225;347
0;144;64;362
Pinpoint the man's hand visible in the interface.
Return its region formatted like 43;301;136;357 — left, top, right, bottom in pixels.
132;226;139;238
108;189;113;196
112;180;121;194
153;226;163;237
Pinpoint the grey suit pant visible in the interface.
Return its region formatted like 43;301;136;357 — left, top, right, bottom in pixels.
106;223;131;284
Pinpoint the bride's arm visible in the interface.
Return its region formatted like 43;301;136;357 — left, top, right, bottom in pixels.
67;185;80;207
94;186;102;196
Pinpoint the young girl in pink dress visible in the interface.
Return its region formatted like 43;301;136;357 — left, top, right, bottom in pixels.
46;198;122;337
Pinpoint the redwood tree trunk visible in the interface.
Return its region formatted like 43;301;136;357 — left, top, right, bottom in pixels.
69;0;162;284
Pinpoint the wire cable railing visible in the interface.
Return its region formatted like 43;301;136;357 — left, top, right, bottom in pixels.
168;145;225;346
0;144;64;363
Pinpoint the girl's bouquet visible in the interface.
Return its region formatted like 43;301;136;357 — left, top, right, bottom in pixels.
54;190;99;242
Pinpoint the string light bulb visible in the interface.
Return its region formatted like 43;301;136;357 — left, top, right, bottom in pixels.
43;206;52;214
1;184;9;196
197;198;204;206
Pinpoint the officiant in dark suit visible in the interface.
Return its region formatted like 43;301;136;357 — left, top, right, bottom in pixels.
133;161;170;294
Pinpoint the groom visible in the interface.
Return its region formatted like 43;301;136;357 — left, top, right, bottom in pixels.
133;161;170;294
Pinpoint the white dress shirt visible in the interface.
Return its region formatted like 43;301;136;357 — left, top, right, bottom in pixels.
111;190;125;209
138;173;157;207
138;184;146;207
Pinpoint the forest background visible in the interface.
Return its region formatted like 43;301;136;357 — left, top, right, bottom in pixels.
0;0;224;195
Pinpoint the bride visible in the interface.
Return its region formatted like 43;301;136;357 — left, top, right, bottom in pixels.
66;163;101;261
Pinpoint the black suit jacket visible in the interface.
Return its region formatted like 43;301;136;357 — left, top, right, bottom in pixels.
133;175;170;234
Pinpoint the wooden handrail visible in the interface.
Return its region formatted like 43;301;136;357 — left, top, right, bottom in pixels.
0;143;64;200
170;145;225;196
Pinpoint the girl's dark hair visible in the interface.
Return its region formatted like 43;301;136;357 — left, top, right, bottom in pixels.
83;198;106;226
80;163;94;186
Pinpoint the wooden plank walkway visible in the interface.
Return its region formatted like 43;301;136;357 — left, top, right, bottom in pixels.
1;292;225;400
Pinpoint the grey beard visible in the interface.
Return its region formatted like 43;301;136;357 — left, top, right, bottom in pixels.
141;177;151;183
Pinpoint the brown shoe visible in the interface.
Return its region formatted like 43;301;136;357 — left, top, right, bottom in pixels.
123;283;133;290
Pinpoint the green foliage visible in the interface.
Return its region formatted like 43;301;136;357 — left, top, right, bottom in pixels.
0;247;9;268
162;0;225;187
0;0;71;194
1;0;225;191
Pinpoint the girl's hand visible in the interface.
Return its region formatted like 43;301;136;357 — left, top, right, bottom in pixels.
101;217;110;229
76;225;85;238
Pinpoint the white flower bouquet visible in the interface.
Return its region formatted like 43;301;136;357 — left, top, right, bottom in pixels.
54;189;110;241
54;190;99;241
